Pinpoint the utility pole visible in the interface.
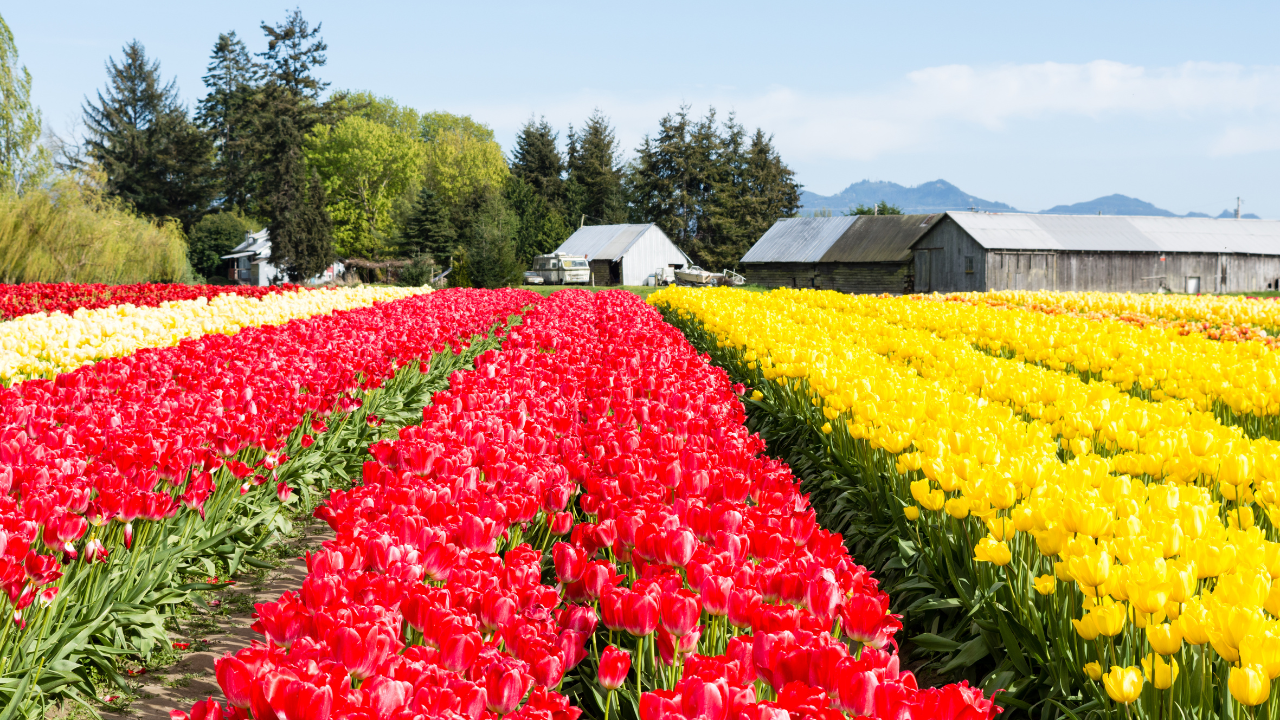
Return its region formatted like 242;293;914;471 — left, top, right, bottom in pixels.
1236;198;1242;219
580;214;586;228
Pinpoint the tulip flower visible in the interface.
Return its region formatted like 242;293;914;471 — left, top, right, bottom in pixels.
1102;666;1144;703
660;589;701;636
1141;654;1179;690
1146;623;1182;656
598;646;631;690
214;654;253;708
1230;665;1271;706
1083;662;1102;681
1033;575;1056;596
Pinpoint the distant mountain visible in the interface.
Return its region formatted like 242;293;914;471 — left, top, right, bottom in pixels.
799;179;1018;215
800;182;1264;219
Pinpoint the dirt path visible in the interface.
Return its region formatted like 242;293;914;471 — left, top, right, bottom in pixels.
70;520;335;720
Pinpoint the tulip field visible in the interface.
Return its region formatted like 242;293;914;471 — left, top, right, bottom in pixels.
652;286;1280;719
1;282;1004;720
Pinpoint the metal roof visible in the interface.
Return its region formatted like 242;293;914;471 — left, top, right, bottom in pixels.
946;212;1280;255
740;217;857;263
820;214;943;262
741;215;942;263
222;229;271;260
556;224;661;261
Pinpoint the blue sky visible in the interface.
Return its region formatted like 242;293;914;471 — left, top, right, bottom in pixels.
7;1;1280;217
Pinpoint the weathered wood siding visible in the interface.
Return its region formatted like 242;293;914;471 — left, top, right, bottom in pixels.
742;262;912;294
589;259;615;286
982;251;1280;293
912;217;987;293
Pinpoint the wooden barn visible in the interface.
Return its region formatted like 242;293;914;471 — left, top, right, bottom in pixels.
914;213;1280;293
554;223;690;286
739;214;943;293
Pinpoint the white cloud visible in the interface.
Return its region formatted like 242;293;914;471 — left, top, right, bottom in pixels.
473;61;1280;163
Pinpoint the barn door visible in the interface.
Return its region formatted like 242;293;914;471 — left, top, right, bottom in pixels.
917;251;932;292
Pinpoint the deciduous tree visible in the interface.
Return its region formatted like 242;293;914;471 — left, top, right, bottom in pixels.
306;114;426;258
0;12;50;194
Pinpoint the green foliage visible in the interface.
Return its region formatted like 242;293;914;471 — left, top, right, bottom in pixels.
565;110;626;224
82;40;216;230
511;117;564;211
422;126;509;225
846;200;903;216
0;174;190;283
420;111;495;144
0;13;51;194
305;115;426;258
340;92;421;135
504;175;571;267
398;254;438;286
400;186;456;265
197;31;258;213
188;211;250;280
255;10;336;281
457;190;520;288
627;106;800;270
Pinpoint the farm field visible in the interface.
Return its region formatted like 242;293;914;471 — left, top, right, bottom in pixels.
0;282;998;720
651;286;1280;719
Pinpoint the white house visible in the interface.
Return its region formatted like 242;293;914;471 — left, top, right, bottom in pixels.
221;229;344;286
553;223;690;286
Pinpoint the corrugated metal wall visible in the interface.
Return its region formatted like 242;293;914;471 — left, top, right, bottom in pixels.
619;227;691;286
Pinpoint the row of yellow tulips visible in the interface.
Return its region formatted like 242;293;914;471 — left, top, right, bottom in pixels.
837;291;1280;435
0;285;429;385
978;290;1280;334
651;286;1279;718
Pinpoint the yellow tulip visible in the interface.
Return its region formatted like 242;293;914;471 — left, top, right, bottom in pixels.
1102;665;1144;703
1068;550;1113;589
1146;623;1182;655
1072;613;1101;641
1141;654;1179;690
1034;574;1056;596
973;536;1012;566
1091;602;1127;637
1083;661;1102;681
1229;665;1271;706
904;506;920;521
1175;599;1212;645
986;517;1015;541
944;496;970;519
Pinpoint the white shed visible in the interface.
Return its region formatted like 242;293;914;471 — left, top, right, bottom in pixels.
554;223;690;286
220;229;344;286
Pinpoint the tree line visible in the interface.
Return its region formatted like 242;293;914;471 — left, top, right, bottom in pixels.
1;9;804;287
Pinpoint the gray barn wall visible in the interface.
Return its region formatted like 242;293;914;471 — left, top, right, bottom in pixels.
912;217;987;293
742;262;912;294
984;251;1280;293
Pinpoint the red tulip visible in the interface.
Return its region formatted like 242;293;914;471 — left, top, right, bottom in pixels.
440;629;482;673
621;592;659;637
598;646;631;690
185;698;224;720
215;654;253;708
552;542;586;584
660;589;700;636
484;665;531;714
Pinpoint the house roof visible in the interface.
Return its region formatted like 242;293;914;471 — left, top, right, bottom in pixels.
741;215;942;263
946;212;1280;255
555;224;689;262
222;229;271;260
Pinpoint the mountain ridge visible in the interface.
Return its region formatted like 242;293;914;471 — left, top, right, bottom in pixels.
800;180;1262;219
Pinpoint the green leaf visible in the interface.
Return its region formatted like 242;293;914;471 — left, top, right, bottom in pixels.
940;637;990;674
911;633;962;652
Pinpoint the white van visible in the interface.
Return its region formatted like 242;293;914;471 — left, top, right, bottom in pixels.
532;253;591;285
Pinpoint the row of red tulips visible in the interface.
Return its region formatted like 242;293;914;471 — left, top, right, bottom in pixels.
178;289;1000;720
0;282;308;319
0;288;538;712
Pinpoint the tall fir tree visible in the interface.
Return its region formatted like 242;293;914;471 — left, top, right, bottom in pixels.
399;186;456;265
504;175;570;267
510;117;564;210
197;31;258;212
565;110;625;225
0;13;51;193
458;189;520;288
82;40;214;230
627;107;800;269
254;10;336;280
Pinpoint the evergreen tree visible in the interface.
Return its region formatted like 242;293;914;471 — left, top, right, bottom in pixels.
399;186;456;265
197;31;259;212
510;117;564;209
255;9;336;280
504;175;569;267
82;41;214;229
0;12;50;193
627;107;800;269
565;110;625;225
458;190;520;288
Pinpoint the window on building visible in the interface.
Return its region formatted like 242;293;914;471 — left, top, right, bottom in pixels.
965;256;975;274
